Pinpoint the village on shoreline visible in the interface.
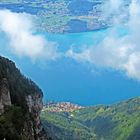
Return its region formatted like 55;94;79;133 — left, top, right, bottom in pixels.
42;102;84;113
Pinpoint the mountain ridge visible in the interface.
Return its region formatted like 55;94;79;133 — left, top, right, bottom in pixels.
41;97;140;140
0;56;51;140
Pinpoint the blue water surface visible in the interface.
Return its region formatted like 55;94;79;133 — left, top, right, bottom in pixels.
0;27;139;106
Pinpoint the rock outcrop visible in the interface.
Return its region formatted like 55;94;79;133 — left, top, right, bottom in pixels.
0;78;11;114
25;94;46;140
0;56;50;140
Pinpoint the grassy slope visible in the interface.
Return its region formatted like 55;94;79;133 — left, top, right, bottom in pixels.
41;112;96;140
41;97;140;140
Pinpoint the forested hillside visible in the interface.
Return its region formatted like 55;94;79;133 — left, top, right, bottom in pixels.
41;97;140;140
0;56;49;140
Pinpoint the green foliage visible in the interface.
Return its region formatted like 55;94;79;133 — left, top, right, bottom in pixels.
0;56;43;139
0;106;27;140
41;112;96;140
0;56;43;111
41;97;140;140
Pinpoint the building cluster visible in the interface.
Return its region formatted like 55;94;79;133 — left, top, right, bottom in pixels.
42;102;84;113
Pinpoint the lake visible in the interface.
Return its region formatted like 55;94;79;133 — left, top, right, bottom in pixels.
0;27;140;106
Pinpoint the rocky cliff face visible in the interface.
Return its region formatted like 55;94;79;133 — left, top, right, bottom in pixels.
0;78;11;115
0;56;50;140
25;94;46;140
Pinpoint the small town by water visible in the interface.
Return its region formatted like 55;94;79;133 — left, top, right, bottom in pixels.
42;102;84;113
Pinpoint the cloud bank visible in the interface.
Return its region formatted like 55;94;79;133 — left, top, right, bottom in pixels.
0;10;59;61
66;0;140;80
1;1;140;81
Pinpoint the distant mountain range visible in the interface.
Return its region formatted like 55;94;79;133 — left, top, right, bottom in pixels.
41;97;140;140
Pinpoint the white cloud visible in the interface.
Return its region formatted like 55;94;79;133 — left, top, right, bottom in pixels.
0;10;59;61
66;0;140;80
102;0;127;25
103;0;122;16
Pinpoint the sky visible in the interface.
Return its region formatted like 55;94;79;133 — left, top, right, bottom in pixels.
0;0;140;105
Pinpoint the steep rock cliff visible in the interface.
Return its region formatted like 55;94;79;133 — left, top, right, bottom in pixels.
0;78;11;114
0;56;50;140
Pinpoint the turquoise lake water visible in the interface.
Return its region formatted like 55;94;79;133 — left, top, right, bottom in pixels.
0;27;140;106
